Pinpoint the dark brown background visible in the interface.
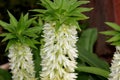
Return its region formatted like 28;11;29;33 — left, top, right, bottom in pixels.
86;0;120;63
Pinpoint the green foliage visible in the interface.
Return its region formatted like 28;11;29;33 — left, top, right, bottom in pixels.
0;11;42;50
31;0;93;30
77;28;110;80
100;22;120;46
78;28;97;53
0;68;12;80
76;66;109;78
33;48;41;80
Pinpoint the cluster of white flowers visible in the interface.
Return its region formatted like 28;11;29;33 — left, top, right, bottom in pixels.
108;46;120;80
8;43;36;80
40;23;78;80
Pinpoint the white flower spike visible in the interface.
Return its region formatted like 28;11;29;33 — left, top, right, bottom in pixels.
109;46;120;80
40;23;78;80
9;43;36;80
31;0;92;80
0;12;40;80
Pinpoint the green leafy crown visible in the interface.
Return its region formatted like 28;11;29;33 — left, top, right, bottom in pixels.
31;0;93;30
100;22;120;46
0;11;42;50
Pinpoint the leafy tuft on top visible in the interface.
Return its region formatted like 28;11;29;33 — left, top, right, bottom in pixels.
100;22;120;46
0;11;42;50
30;0;93;30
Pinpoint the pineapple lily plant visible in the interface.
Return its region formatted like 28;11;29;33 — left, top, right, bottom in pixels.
0;11;41;80
101;22;120;80
0;0;111;80
31;0;92;80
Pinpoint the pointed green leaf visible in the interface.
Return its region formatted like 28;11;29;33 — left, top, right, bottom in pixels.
76;7;93;13
7;11;18;27
24;32;38;38
54;0;64;9
62;0;70;10
74;13;89;20
106;34;120;42
24;13;29;21
5;39;16;51
25;17;36;28
25;26;42;34
31;39;40;44
30;9;46;13
25;37;37;49
2;33;16;42
100;31;119;35
77;47;110;71
111;41;120;46
78;28;97;53
0;20;14;32
105;22;120;31
17;35;25;43
69;1;90;12
17;14;25;34
0;33;10;37
77;28;109;70
41;0;55;10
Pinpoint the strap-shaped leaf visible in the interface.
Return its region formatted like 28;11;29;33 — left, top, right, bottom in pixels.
106;34;120;42
105;22;120;31
76;66;109;78
76;7;93;13
77;28;109;70
30;9;46;13
100;30;119;35
111;41;120;46
0;33;11;37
